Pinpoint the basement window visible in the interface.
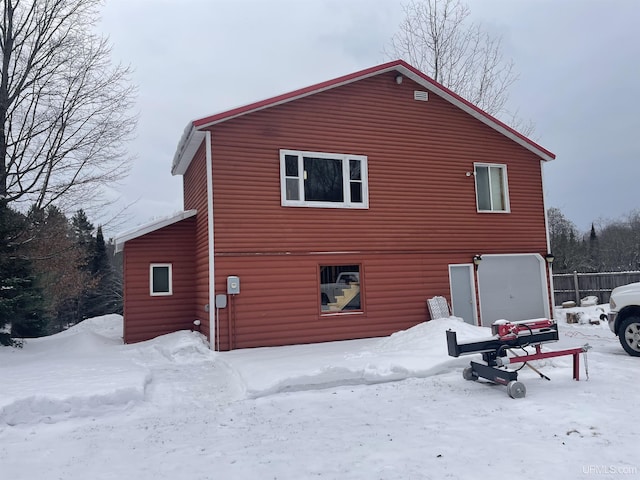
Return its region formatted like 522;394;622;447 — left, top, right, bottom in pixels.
474;163;510;213
280;149;368;209
320;265;362;313
150;263;172;296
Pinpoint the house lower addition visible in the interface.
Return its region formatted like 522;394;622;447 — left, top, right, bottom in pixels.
207;251;551;351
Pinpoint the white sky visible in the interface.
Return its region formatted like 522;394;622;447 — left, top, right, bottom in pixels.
97;0;640;237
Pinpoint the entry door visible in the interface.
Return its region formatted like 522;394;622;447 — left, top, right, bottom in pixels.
449;264;477;325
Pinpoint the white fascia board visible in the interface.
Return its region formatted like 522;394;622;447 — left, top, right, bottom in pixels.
395;66;555;162
114;209;197;253
171;125;206;176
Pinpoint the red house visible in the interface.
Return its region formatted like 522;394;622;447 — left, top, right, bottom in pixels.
115;60;556;351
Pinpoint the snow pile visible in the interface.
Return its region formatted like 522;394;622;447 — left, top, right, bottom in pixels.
0;343;148;425
221;317;489;398
0;311;615;426
50;314;125;340
0;315;216;426
0;357;150;426
126;330;215;366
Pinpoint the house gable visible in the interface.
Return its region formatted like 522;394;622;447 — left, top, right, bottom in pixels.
172;60;554;176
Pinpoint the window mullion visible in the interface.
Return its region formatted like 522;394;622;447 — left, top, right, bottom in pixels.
487;166;495;211
342;156;350;206
298;155;304;202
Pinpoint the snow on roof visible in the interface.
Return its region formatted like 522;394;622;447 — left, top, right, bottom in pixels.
171;59;556;176
114;209;197;252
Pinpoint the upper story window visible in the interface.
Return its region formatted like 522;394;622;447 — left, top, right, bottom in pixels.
474;163;510;213
150;263;172;296
280;149;369;209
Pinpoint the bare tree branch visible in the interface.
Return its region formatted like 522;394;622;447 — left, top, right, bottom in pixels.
384;0;533;136
0;0;136;211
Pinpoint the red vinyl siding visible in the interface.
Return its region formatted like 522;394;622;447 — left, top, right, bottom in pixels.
197;71;549;350
214;252;468;349
209;72;546;255
183;143;210;337
123;218;196;343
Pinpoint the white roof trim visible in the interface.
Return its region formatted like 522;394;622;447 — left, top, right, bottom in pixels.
172;126;206;176
114;209;197;253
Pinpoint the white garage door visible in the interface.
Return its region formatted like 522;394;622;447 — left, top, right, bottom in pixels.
477;254;550;326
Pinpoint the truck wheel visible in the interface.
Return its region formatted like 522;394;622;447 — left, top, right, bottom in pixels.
618;316;640;357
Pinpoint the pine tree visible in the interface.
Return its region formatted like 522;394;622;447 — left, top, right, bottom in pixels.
0;202;47;344
70;209;96;322
83;226;120;318
72;210;95;254
588;223;600;272
91;226;109;275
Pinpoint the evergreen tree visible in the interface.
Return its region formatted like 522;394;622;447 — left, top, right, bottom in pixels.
587;223;600;272
70;209;96;322
72;210;95;254
83;225;117;318
0;202;47;344
91;226;109;275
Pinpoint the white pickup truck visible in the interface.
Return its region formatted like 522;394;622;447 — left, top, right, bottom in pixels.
320;272;360;306
607;282;640;356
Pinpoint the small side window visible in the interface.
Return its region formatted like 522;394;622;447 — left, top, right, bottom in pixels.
150;263;172;296
474;163;510;213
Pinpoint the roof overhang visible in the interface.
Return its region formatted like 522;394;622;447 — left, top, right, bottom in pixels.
114;209;197;253
172;125;206;176
171;60;555;176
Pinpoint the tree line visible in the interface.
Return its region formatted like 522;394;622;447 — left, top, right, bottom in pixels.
0;0;135;346
548;207;640;274
0;203;120;345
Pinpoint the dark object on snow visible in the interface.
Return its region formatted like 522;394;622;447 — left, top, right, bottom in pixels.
446;319;591;398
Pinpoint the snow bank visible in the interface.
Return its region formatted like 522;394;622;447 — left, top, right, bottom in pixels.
0;316;142;426
125;330;215;366
45;314;124;341
221;317;489;398
0;357;150;426
0;315;216;426
0;311;608;426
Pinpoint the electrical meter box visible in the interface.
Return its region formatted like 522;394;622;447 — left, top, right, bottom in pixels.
215;294;227;309
227;276;240;295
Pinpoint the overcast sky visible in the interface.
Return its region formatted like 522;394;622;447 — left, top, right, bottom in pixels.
97;0;640;237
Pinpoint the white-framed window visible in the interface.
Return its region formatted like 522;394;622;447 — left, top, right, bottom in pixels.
150;263;172;296
474;163;510;213
280;149;369;209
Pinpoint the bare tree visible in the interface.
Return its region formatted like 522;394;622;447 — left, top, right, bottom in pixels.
385;0;532;133
0;0;136;212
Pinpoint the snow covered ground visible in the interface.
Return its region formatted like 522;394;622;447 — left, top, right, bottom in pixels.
1;307;638;479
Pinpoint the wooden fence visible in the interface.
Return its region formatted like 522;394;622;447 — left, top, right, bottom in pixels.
552;271;640;306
